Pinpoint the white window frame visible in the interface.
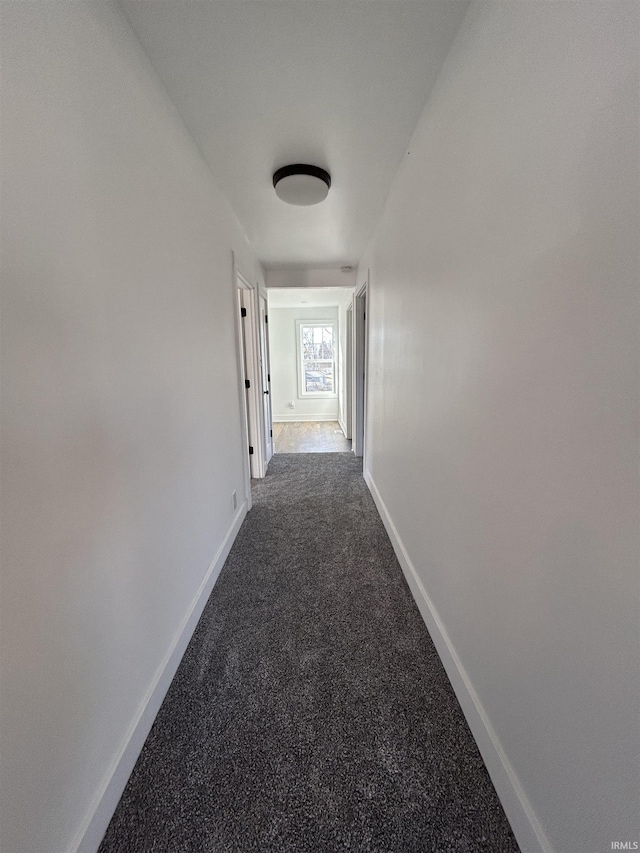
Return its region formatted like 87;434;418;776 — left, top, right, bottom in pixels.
296;319;337;398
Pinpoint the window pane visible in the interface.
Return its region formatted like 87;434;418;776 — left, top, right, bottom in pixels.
302;325;333;360
304;361;334;393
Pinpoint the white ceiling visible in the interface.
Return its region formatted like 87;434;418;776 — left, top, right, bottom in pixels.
268;287;354;309
121;0;469;270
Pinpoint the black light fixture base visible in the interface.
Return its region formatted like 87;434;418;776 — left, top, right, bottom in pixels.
273;164;331;190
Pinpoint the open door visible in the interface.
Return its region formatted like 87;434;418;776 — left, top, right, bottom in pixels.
345;303;353;440
353;280;368;458
235;269;266;480
259;294;273;466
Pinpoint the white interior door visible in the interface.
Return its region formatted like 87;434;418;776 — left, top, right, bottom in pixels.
345;304;353;440
237;279;264;479
234;286;253;503
259;295;273;465
353;283;368;458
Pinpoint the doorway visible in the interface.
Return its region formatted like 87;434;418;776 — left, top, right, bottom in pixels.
353;278;368;458
345;303;353;441
259;294;273;466
234;264;270;500
266;286;354;453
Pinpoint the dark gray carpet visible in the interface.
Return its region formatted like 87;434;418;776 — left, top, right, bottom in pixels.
99;454;520;853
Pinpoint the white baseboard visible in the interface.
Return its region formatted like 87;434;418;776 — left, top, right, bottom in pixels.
363;468;552;853
73;500;249;853
338;417;350;439
272;413;338;422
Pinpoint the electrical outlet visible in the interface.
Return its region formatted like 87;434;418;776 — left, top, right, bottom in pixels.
288;400;295;409
231;490;237;511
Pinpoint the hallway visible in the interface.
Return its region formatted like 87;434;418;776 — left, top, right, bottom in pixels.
99;455;518;852
4;3;637;851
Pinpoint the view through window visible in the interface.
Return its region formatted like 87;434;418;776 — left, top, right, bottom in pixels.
298;323;336;395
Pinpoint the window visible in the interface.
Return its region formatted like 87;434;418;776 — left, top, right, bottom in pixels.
297;321;336;396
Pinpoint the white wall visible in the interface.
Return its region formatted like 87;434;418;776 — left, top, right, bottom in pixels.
269;307;340;421
0;4;261;852
360;3;639;852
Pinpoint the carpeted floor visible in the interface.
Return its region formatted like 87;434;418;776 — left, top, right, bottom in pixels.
99;454;520;853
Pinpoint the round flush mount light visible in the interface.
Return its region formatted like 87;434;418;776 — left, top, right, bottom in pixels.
273;164;331;206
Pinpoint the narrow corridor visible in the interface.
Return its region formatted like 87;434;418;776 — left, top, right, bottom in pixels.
99;455;518;852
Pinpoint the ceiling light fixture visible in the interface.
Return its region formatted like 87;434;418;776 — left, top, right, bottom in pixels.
273;164;331;206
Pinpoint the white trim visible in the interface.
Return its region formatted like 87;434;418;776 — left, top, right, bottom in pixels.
362;270;370;466
273;413;338;423
363;467;553;853
232;253;253;507
343;303;353;440
73;500;249;853
235;263;267;480
258;294;273;467
338;416;348;438
353;279;368;458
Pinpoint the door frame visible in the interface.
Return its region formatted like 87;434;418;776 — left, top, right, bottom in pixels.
233;255;267;495
344;303;353;440
258;292;273;467
353;272;369;459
